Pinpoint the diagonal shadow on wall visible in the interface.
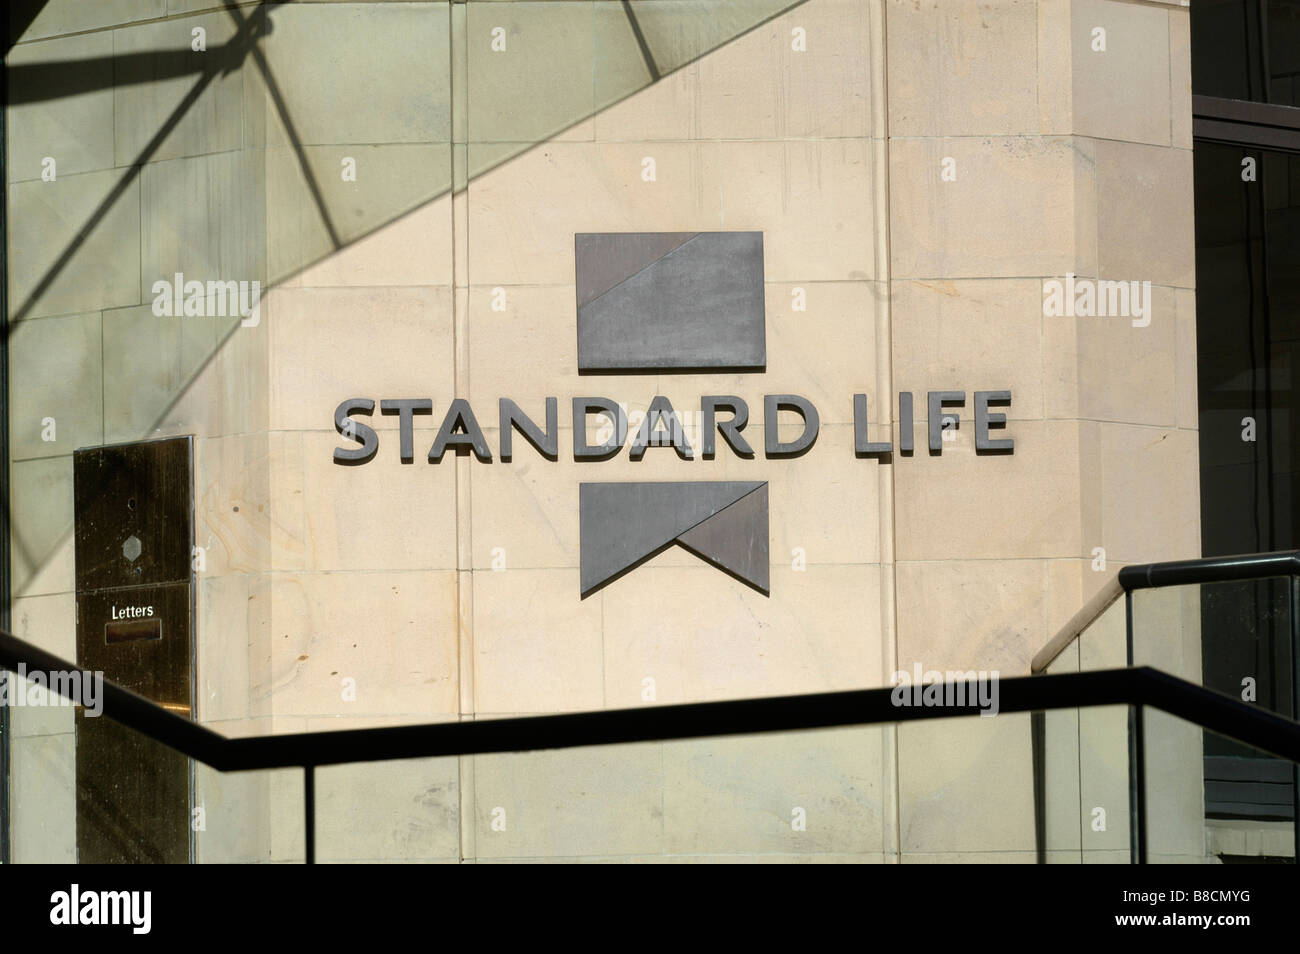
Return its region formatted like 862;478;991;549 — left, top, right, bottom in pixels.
6;0;813;593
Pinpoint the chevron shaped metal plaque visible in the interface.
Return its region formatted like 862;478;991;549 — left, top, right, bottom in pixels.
579;480;769;597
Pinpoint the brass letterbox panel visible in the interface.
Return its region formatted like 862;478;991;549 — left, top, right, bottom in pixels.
73;437;194;864
74;438;192;591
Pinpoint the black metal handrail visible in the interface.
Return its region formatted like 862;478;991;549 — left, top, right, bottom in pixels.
1;630;1299;769
4;629;1300;863
1033;549;1300;673
1029;549;1300;864
7;549;1300;863
1117;550;1300;591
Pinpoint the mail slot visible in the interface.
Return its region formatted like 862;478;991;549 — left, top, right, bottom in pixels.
105;617;162;645
73;436;195;864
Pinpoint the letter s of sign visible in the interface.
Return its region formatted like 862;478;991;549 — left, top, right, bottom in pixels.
334;399;379;464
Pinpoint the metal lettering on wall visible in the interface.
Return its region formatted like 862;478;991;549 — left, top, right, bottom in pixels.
332;230;1015;597
73;436;194;864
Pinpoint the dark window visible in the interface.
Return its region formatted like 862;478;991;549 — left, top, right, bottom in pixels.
1193;0;1300;107
1192;1;1300;830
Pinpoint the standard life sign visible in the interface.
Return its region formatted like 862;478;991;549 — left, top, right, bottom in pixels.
333;231;1013;597
334;231;1014;462
331;390;1015;464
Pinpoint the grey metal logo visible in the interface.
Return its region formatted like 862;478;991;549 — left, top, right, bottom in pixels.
575;231;766;372
579;481;769;597
576;231;770;597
